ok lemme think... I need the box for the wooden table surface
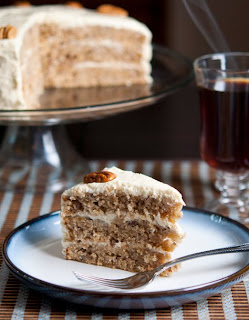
[0,160,248,319]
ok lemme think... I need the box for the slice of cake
[0,4,152,110]
[60,167,185,276]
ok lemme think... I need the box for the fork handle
[154,243,249,277]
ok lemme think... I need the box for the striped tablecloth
[0,160,249,319]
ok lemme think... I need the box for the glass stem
[215,170,249,206]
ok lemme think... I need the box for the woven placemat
[0,160,248,319]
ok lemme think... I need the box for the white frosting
[0,5,152,39]
[0,5,152,110]
[63,167,185,206]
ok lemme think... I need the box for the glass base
[204,197,249,224]
[0,125,90,193]
[204,170,249,224]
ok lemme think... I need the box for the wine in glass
[194,52,249,222]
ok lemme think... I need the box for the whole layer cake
[0,3,152,110]
[60,167,185,276]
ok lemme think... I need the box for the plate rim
[3,207,249,299]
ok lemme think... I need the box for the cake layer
[44,65,149,88]
[61,215,183,252]
[64,241,179,276]
[40,38,147,65]
[39,24,149,51]
[62,190,183,224]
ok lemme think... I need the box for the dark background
[1,0,249,160]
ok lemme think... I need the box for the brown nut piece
[65,1,83,8]
[83,171,117,183]
[13,1,31,6]
[0,25,17,39]
[97,4,128,16]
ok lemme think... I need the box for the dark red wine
[199,78,249,173]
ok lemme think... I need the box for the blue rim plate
[3,207,249,310]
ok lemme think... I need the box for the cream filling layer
[73,61,152,73]
[63,210,182,230]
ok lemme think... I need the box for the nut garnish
[0,25,17,39]
[97,4,128,16]
[83,171,117,183]
[65,1,83,8]
[13,1,31,6]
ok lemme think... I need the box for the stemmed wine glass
[194,52,249,223]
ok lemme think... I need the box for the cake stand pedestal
[0,125,87,192]
[0,45,193,192]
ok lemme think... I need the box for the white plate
[3,207,249,309]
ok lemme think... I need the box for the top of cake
[0,5,152,47]
[63,167,185,206]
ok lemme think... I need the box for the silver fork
[73,243,249,290]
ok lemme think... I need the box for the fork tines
[73,271,132,289]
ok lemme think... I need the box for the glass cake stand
[0,44,193,192]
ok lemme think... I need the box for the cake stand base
[0,125,89,192]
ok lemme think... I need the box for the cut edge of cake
[0,4,152,110]
[60,167,185,276]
